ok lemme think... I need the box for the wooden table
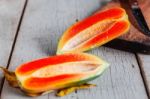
[0,0,149,99]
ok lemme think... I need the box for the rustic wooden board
[0,0,26,90]
[137,54,150,97]
[1,0,148,99]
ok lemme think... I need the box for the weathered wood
[0,0,26,90]
[1,0,148,99]
[137,54,150,97]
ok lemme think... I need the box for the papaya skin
[57,7,130,54]
[0,53,109,96]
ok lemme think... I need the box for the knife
[103,0,150,54]
[128,0,150,36]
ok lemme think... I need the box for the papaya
[57,7,130,54]
[0,7,131,97]
[0,53,109,96]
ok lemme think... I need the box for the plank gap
[135,53,150,99]
[0,0,28,96]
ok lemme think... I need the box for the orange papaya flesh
[69,20,130,52]
[13,53,109,94]
[57,7,130,54]
[16,53,101,76]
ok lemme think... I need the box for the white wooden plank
[0,0,26,89]
[1,0,148,99]
[137,54,150,97]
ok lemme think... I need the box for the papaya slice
[1,53,109,96]
[57,7,130,54]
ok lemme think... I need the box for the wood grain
[0,0,26,90]
[1,0,148,99]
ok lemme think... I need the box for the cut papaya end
[61,20,130,53]
[15,53,109,93]
[57,7,127,54]
[16,53,101,76]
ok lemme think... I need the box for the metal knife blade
[128,0,150,36]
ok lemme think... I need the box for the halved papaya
[57,7,130,54]
[0,7,130,97]
[1,53,109,96]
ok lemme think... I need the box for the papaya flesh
[1,53,109,96]
[57,7,130,54]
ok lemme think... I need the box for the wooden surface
[0,0,26,90]
[0,0,149,99]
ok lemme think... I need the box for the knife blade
[128,0,150,36]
